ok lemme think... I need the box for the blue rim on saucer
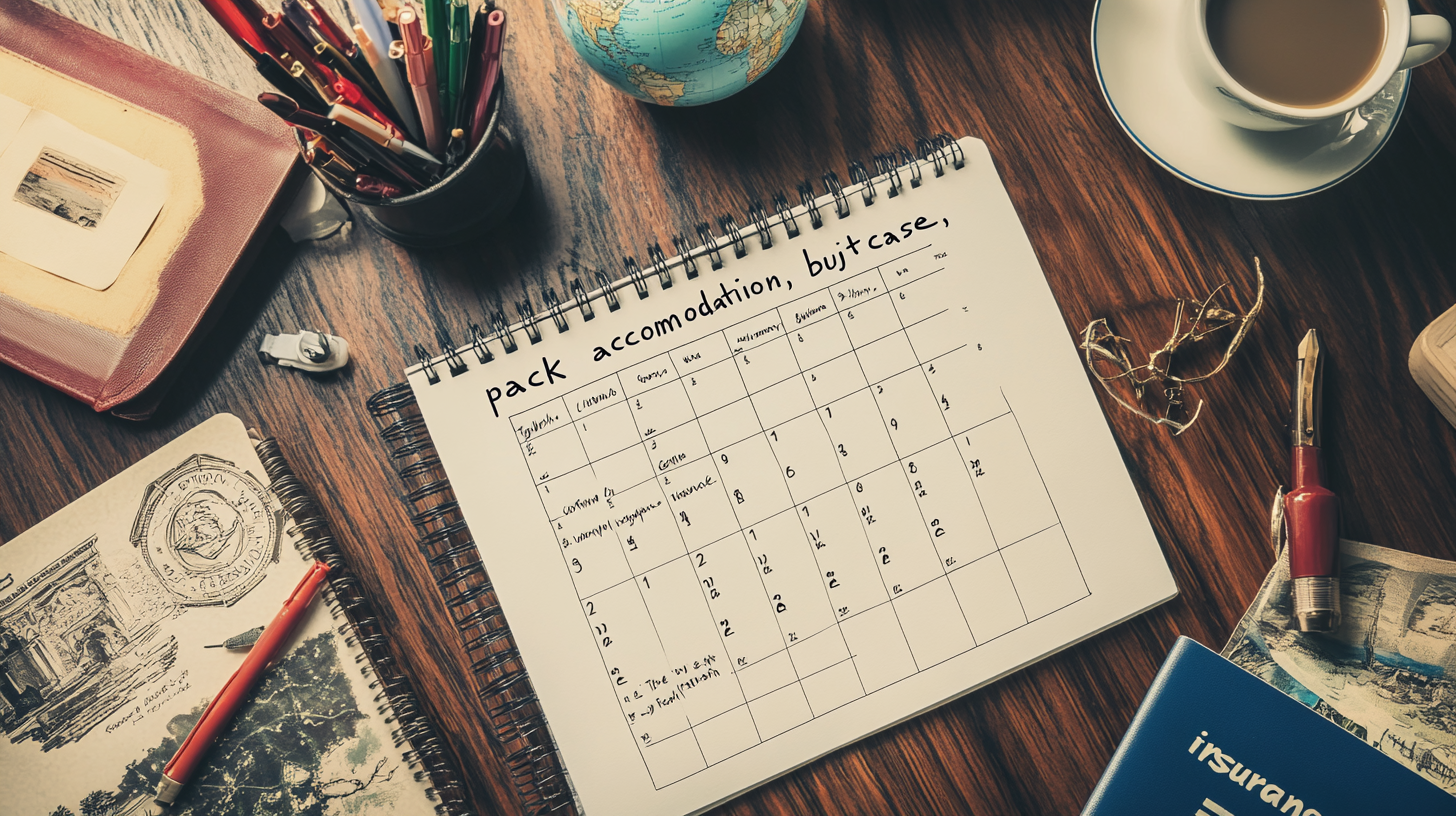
[1091,0,1410,200]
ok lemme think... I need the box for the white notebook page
[410,137,1176,816]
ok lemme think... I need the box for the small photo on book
[15,147,127,229]
[0,93,168,291]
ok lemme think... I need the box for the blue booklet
[1082,637,1450,815]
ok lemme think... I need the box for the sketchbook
[367,135,1178,816]
[0,415,467,815]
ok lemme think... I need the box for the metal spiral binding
[367,134,967,815]
[772,192,799,237]
[823,170,850,218]
[797,180,823,229]
[623,256,650,299]
[437,329,468,377]
[646,242,673,289]
[254,437,470,816]
[747,201,773,250]
[672,234,699,279]
[719,214,747,258]
[696,222,724,270]
[542,289,570,333]
[517,298,542,344]
[848,160,876,205]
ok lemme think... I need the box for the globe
[551,0,808,106]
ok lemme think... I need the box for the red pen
[356,173,406,197]
[1285,329,1339,632]
[331,73,406,139]
[396,6,446,155]
[153,561,332,805]
[195,0,274,54]
[465,8,506,149]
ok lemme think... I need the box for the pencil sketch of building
[0,536,176,751]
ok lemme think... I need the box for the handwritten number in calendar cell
[585,601,595,615]
[968,458,985,477]
[773,594,787,613]
[572,558,583,573]
[720,619,734,637]
[758,554,772,574]
[878,547,891,564]
[826,571,839,589]
[696,552,706,567]
[702,577,720,599]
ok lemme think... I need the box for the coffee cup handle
[1400,15,1452,70]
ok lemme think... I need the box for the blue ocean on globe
[551,0,808,106]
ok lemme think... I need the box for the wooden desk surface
[6,1,1456,813]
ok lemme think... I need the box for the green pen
[447,0,471,126]
[424,0,451,116]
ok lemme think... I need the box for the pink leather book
[0,1,302,419]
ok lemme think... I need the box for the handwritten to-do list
[409,138,1175,816]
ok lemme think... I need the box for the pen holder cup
[299,82,526,248]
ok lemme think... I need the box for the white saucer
[1091,0,1410,199]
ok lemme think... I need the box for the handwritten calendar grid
[511,245,1091,788]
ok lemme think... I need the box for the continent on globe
[717,0,805,83]
[552,0,808,106]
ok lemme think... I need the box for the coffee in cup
[1181,0,1451,131]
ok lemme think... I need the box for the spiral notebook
[0,415,467,816]
[367,135,1177,816]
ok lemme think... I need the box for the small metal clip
[258,330,349,372]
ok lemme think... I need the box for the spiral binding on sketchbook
[365,133,968,815]
[254,437,472,816]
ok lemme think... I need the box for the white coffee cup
[1181,0,1451,131]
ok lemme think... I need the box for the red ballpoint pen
[396,6,446,155]
[1285,329,1340,632]
[153,561,332,805]
[195,0,274,54]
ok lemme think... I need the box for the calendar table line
[514,306,956,453]
[529,344,973,494]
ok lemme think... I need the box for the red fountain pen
[1285,328,1340,632]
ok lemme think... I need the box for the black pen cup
[300,81,526,247]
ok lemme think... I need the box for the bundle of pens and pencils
[198,0,507,198]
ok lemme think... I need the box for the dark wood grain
[5,0,1456,814]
